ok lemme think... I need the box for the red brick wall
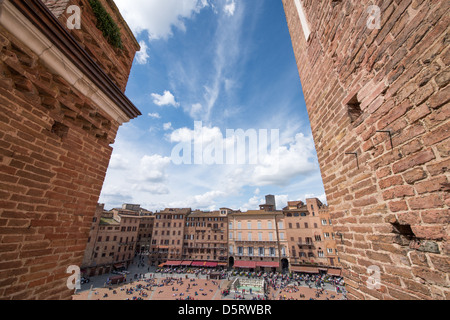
[0,24,121,299]
[53,0,140,92]
[0,0,141,298]
[282,0,449,300]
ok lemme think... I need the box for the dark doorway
[281,258,289,271]
[228,256,234,268]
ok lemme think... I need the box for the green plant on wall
[88,0,123,49]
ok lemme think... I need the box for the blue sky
[99,0,326,211]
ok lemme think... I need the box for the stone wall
[282,0,449,300]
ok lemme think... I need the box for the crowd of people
[75,271,346,301]
[155,266,228,279]
[75,256,347,300]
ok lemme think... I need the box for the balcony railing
[297,242,315,248]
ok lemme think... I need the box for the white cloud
[275,194,289,210]
[168,127,194,143]
[189,103,203,119]
[175,0,245,122]
[247,133,317,187]
[109,153,129,170]
[302,193,328,205]
[165,124,318,212]
[238,194,293,212]
[224,0,236,16]
[163,122,173,131]
[100,128,322,212]
[138,154,171,182]
[151,90,179,107]
[132,183,170,195]
[239,195,263,211]
[168,190,226,210]
[136,40,150,64]
[100,185,133,205]
[169,124,223,144]
[148,112,161,119]
[168,123,317,186]
[115,0,210,40]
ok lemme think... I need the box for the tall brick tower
[282,0,449,299]
[0,0,141,299]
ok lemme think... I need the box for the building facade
[228,197,290,272]
[284,198,340,275]
[81,204,151,277]
[149,208,191,266]
[0,0,140,299]
[85,197,340,276]
[182,210,229,266]
[283,0,449,299]
[136,212,154,255]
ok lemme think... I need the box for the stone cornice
[0,0,141,124]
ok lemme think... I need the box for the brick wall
[0,0,139,299]
[282,0,449,300]
[53,0,140,92]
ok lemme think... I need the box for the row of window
[97,226,138,232]
[285,212,308,217]
[100,226,119,231]
[186,217,225,221]
[154,214,184,220]
[93,243,135,261]
[290,248,337,257]
[229,220,332,230]
[230,232,285,241]
[91,235,135,243]
[120,226,137,232]
[97,218,332,235]
[184,248,225,253]
[95,244,134,252]
[231,246,287,257]
[152,239,182,245]
[184,243,226,249]
[185,222,223,228]
[154,222,183,228]
[286,219,332,229]
[289,233,335,242]
[155,215,226,221]
[92,232,334,245]
[230,221,281,230]
[184,234,225,241]
[154,230,182,236]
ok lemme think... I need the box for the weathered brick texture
[54,0,140,92]
[283,0,449,299]
[0,0,139,300]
